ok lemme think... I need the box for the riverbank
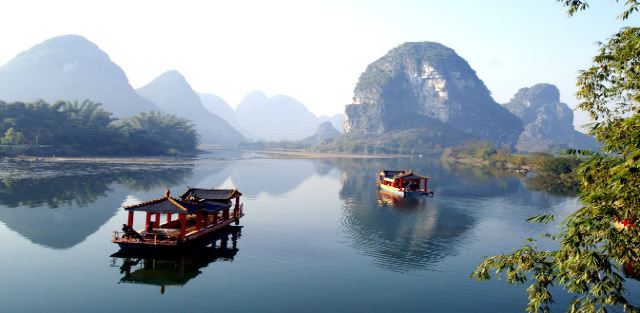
[4,155,196,165]
[440,142,582,194]
[2,148,406,164]
[250,148,406,159]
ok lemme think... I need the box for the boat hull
[114,215,243,251]
[378,184,432,197]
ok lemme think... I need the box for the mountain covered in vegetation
[318,114,345,133]
[137,70,244,146]
[337,42,523,153]
[0,35,158,116]
[235,90,319,141]
[300,121,341,145]
[502,83,599,152]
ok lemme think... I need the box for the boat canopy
[123,195,231,214]
[180,188,242,202]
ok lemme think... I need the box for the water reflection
[0,161,193,249]
[111,226,241,294]
[376,191,423,210]
[322,158,475,271]
[315,157,576,272]
[228,159,315,197]
[0,163,192,208]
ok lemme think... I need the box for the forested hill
[0,100,198,156]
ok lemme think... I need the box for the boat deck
[113,213,244,247]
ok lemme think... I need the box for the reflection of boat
[376,190,421,210]
[111,225,241,293]
[376,169,434,197]
[112,187,244,250]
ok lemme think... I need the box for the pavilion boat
[376,169,433,197]
[113,187,244,251]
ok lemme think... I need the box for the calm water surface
[0,155,637,312]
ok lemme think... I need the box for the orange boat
[112,187,244,250]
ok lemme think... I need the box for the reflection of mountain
[333,158,475,271]
[0,162,193,249]
[316,157,574,271]
[111,226,241,294]
[188,162,234,189]
[229,159,315,197]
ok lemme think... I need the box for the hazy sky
[0,0,636,127]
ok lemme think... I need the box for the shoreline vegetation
[441,141,583,194]
[0,100,198,157]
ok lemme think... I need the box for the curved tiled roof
[123,196,231,214]
[380,169,428,180]
[179,188,242,201]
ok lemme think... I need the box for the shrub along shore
[441,142,584,194]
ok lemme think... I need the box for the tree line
[0,99,199,156]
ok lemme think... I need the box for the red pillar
[167,213,172,223]
[234,196,240,218]
[155,213,161,227]
[212,212,218,224]
[223,208,229,220]
[195,212,202,231]
[423,178,428,192]
[179,214,186,240]
[145,212,152,230]
[127,211,134,227]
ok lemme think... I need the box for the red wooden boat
[113,187,244,250]
[376,169,434,197]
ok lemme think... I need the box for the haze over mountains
[198,91,347,141]
[0,34,332,146]
[136,70,245,146]
[0,34,598,152]
[198,93,242,132]
[0,35,158,116]
[235,90,319,141]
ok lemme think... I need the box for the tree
[1,128,26,145]
[118,111,199,155]
[473,3,640,312]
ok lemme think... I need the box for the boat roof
[123,196,231,214]
[379,169,428,180]
[180,188,242,201]
[396,172,428,180]
[380,170,405,177]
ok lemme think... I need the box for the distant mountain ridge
[0,34,158,116]
[503,83,599,152]
[235,90,319,141]
[198,92,242,131]
[137,70,245,146]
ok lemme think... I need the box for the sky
[0,0,636,128]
